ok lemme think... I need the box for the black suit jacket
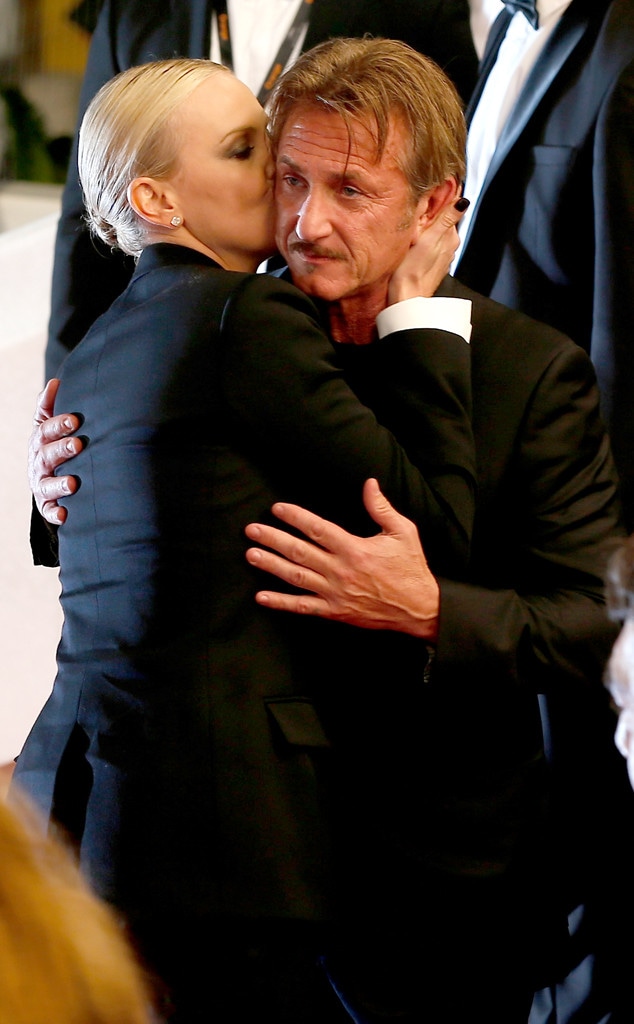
[328,274,632,1003]
[455,0,634,527]
[17,244,475,926]
[45,0,477,378]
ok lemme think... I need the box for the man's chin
[286,262,350,303]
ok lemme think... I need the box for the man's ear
[413,177,462,231]
[128,177,179,228]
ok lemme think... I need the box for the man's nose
[295,191,332,242]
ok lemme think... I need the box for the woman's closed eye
[231,145,255,160]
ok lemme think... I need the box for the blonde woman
[17,58,472,1021]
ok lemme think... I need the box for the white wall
[0,199,64,763]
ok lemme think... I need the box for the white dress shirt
[469,0,505,59]
[210,0,307,96]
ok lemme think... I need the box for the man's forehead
[276,102,407,173]
[278,103,379,154]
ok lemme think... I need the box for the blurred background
[0,0,98,196]
[0,2,101,763]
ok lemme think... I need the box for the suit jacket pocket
[522,144,577,279]
[265,696,331,749]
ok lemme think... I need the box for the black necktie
[504,0,539,30]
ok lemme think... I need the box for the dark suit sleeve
[435,342,623,694]
[342,323,477,569]
[220,275,475,577]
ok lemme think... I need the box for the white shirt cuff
[376,297,472,343]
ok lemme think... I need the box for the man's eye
[341,186,361,198]
[281,175,303,188]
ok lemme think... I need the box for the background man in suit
[454,5,634,1018]
[33,37,629,1022]
[454,0,634,531]
[45,0,478,379]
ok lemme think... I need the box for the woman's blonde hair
[78,58,231,257]
[0,790,156,1023]
[269,37,466,200]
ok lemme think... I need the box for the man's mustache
[287,241,346,261]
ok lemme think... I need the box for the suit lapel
[465,8,513,124]
[485,3,592,180]
[460,0,601,253]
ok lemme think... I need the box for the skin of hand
[387,184,468,305]
[29,378,83,525]
[245,478,440,641]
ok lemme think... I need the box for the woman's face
[166,73,276,271]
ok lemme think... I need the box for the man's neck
[326,288,387,346]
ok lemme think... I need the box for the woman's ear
[128,177,180,228]
[413,177,462,233]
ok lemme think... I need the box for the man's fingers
[255,590,331,618]
[247,504,350,555]
[362,479,415,536]
[245,536,329,593]
[247,547,327,594]
[245,521,322,562]
[271,501,353,552]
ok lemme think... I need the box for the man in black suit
[32,36,630,1023]
[453,5,634,1017]
[455,0,634,530]
[46,0,477,379]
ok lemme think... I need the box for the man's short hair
[607,535,634,622]
[269,36,467,199]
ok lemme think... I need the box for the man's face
[607,618,634,789]
[275,103,424,303]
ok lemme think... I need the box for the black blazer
[45,0,477,378]
[327,273,631,993]
[455,0,634,527]
[17,244,475,925]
